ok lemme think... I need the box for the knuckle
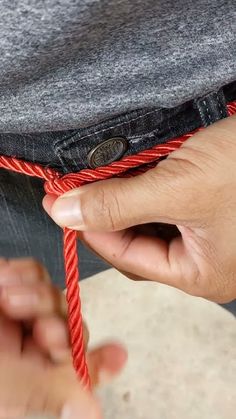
[201,250,232,301]
[107,192,123,230]
[98,187,115,230]
[180,234,227,300]
[184,259,230,302]
[83,184,123,231]
[23,258,51,283]
[146,156,204,222]
[162,146,215,196]
[0,258,50,284]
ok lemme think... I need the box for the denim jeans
[0,80,236,314]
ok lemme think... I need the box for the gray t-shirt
[0,0,235,133]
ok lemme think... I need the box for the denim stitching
[203,99,212,125]
[53,129,79,149]
[54,108,159,153]
[196,92,226,127]
[215,90,226,118]
[196,98,205,126]
[73,109,158,141]
[129,132,159,144]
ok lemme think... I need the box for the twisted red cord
[0,101,235,387]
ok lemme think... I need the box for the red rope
[0,101,236,387]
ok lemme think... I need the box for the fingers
[0,356,102,419]
[0,259,52,357]
[79,229,200,294]
[0,260,89,359]
[0,253,125,419]
[0,279,71,360]
[80,227,235,301]
[0,258,71,361]
[33,316,70,362]
[0,258,51,286]
[0,281,65,319]
[33,316,125,383]
[0,258,61,319]
[0,342,126,419]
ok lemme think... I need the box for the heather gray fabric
[0,0,235,133]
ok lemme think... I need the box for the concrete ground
[81,269,236,419]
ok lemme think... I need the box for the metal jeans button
[87,137,128,168]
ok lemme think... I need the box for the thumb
[48,163,189,232]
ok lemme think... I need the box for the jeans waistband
[0,80,235,174]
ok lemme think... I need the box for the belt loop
[195,88,228,127]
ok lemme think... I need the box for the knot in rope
[44,172,85,195]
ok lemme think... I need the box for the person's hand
[0,258,127,418]
[44,115,236,304]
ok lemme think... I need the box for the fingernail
[61,401,98,419]
[42,193,57,216]
[0,287,39,307]
[51,190,84,229]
